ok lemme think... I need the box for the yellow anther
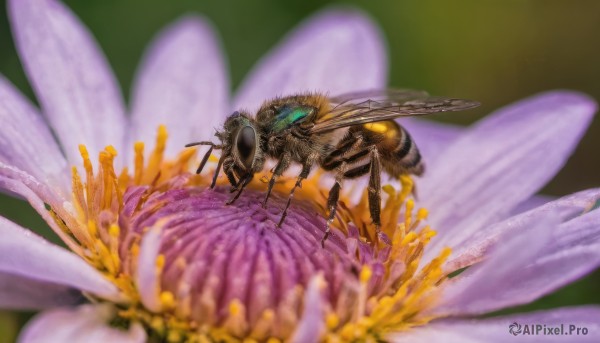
[134,141,145,184]
[424,229,437,239]
[208,154,219,162]
[404,260,419,279]
[404,199,415,227]
[422,247,452,277]
[359,266,372,283]
[326,313,340,329]
[425,269,443,283]
[160,291,175,309]
[417,208,428,220]
[109,224,120,238]
[378,295,394,308]
[105,145,117,157]
[156,254,165,269]
[401,231,418,245]
[339,324,356,340]
[150,316,164,331]
[399,174,414,198]
[130,243,140,257]
[172,147,198,175]
[382,184,395,196]
[71,167,83,193]
[261,309,274,321]
[166,330,181,342]
[78,144,90,163]
[157,124,168,142]
[266,338,281,343]
[439,247,452,261]
[405,198,414,213]
[87,220,97,237]
[229,299,243,316]
[144,125,168,184]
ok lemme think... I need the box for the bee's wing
[310,89,480,134]
[328,89,430,106]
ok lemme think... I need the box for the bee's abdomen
[362,121,424,177]
[393,126,424,175]
[321,120,424,177]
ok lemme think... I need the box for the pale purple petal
[401,118,464,164]
[290,276,326,343]
[234,8,387,112]
[439,188,600,270]
[542,204,600,255]
[435,207,600,316]
[421,91,596,253]
[0,216,122,301]
[129,15,229,158]
[511,194,555,216]
[135,226,162,312]
[0,75,68,193]
[8,0,126,166]
[0,162,78,248]
[390,306,600,342]
[0,271,82,310]
[0,162,72,233]
[19,304,146,343]
[433,215,556,316]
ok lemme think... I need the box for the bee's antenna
[185,141,214,148]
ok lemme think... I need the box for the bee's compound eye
[236,126,256,169]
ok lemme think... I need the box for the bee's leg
[329,148,384,246]
[210,154,225,189]
[263,153,292,208]
[224,165,238,189]
[186,142,221,175]
[276,159,314,227]
[367,148,386,244]
[226,174,253,205]
[321,179,342,248]
[195,145,213,174]
[223,159,241,192]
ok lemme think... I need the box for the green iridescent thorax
[271,105,313,132]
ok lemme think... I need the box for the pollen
[45,125,452,342]
[160,291,176,309]
[359,266,373,283]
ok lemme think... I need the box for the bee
[186,90,479,246]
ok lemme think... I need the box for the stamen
[134,142,145,185]
[78,145,95,218]
[355,266,373,321]
[405,198,414,228]
[401,231,418,246]
[144,125,168,184]
[223,299,248,337]
[108,224,121,272]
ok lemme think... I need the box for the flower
[0,0,599,342]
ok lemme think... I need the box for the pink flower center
[46,126,453,341]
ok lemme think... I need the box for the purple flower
[1,0,599,342]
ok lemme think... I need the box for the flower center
[47,125,451,342]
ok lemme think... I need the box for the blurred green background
[0,0,599,341]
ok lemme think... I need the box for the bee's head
[218,111,265,177]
